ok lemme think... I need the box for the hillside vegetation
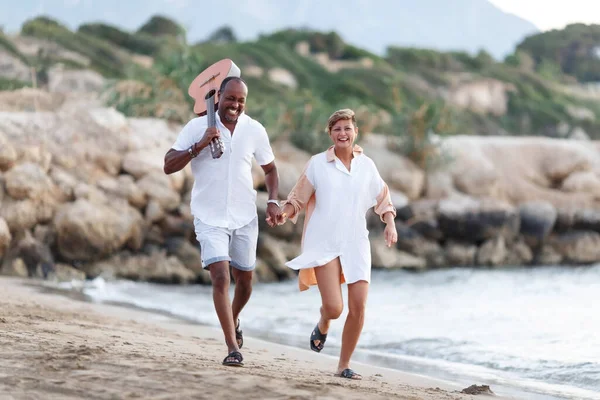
[516,23,600,83]
[1,16,599,160]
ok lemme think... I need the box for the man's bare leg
[231,268,253,326]
[208,261,239,361]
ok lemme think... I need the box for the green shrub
[137,15,185,41]
[21,16,129,77]
[0,77,30,90]
[78,23,162,55]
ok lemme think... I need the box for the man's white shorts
[193,216,258,271]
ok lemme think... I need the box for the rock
[396,198,438,222]
[145,200,165,224]
[476,236,507,266]
[438,136,600,209]
[33,224,56,247]
[256,234,295,280]
[550,231,600,264]
[158,214,194,239]
[73,182,110,204]
[96,175,147,210]
[254,258,278,282]
[54,199,145,262]
[555,208,600,233]
[11,35,90,67]
[0,88,66,112]
[447,77,516,116]
[0,133,17,171]
[87,107,129,133]
[125,117,180,152]
[569,127,590,141]
[518,201,557,247]
[47,263,86,282]
[1,258,28,278]
[461,384,495,395]
[438,196,519,244]
[571,209,600,232]
[395,222,443,261]
[48,67,106,93]
[359,134,425,200]
[136,172,181,212]
[534,244,563,265]
[410,219,444,242]
[0,49,31,82]
[268,68,297,89]
[0,198,38,233]
[425,170,458,199]
[371,237,426,270]
[49,166,78,201]
[4,162,57,201]
[164,237,210,284]
[15,145,53,172]
[444,240,477,266]
[390,189,409,210]
[561,170,600,194]
[122,147,170,179]
[504,239,534,266]
[0,218,11,260]
[83,250,196,284]
[275,160,304,200]
[16,231,54,278]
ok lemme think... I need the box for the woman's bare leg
[313,257,344,348]
[337,280,369,378]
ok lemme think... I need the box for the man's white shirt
[171,112,274,229]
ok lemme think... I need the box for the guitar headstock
[188,58,241,116]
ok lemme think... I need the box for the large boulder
[54,199,144,261]
[435,136,600,209]
[4,162,57,201]
[437,196,519,244]
[359,134,426,200]
[518,201,557,247]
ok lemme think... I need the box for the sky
[489,0,600,31]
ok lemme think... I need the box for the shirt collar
[326,144,363,162]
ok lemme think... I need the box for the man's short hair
[219,76,247,93]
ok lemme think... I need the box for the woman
[275,108,397,380]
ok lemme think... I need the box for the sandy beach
[0,276,501,400]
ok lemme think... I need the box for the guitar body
[187,58,241,159]
[188,58,241,116]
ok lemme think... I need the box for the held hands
[265,203,291,227]
[265,203,280,228]
[384,222,398,248]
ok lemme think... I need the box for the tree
[207,26,237,43]
[137,15,186,43]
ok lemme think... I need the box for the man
[163,76,280,367]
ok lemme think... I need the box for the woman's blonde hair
[326,108,357,133]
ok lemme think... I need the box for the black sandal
[337,368,362,380]
[235,319,243,349]
[310,323,327,352]
[222,351,244,367]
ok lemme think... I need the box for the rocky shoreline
[1,88,599,286]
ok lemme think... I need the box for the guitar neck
[205,89,217,127]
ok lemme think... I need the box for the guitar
[188,58,241,159]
